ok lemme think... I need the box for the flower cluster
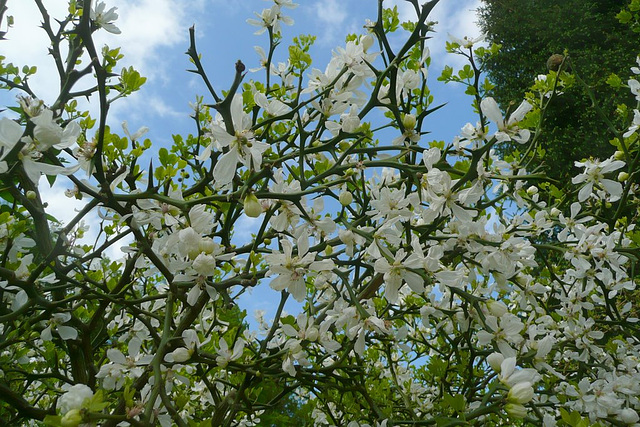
[1,1,640,426]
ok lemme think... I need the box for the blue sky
[1,0,484,325]
[2,0,483,143]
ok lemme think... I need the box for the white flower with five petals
[265,236,334,301]
[216,337,245,368]
[448,34,485,49]
[198,95,269,188]
[480,97,532,144]
[0,116,80,184]
[572,157,625,202]
[374,247,424,304]
[91,2,121,34]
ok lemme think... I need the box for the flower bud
[339,191,353,206]
[486,300,508,317]
[58,384,93,415]
[550,207,561,217]
[361,34,374,52]
[526,186,538,196]
[179,227,202,260]
[199,238,215,255]
[614,150,625,160]
[243,194,263,218]
[61,409,83,427]
[26,190,37,200]
[487,352,504,372]
[289,340,302,354]
[305,326,319,342]
[618,171,629,182]
[338,142,351,152]
[507,382,534,404]
[505,403,528,418]
[192,253,217,276]
[619,408,640,424]
[167,347,191,363]
[341,112,360,133]
[402,114,417,130]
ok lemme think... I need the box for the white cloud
[0,0,232,264]
[232,214,263,247]
[108,91,186,129]
[39,180,89,228]
[388,0,483,69]
[314,0,347,26]
[388,0,416,23]
[105,0,190,78]
[429,0,483,40]
[147,95,185,118]
[0,1,69,104]
[309,0,354,46]
[0,1,206,108]
[426,0,484,68]
[38,178,131,262]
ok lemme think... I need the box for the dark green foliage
[256,384,314,426]
[478,0,638,182]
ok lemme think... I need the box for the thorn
[146,158,154,192]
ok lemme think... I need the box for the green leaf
[458,64,474,80]
[288,35,316,72]
[629,230,640,246]
[280,314,296,327]
[443,393,466,413]
[289,45,311,71]
[88,390,110,412]
[605,73,622,88]
[113,134,128,150]
[549,184,563,199]
[481,78,495,92]
[560,408,588,426]
[43,415,63,426]
[438,66,454,82]
[617,9,633,24]
[445,40,460,52]
[0,188,15,204]
[158,147,170,167]
[118,66,147,95]
[401,21,417,32]
[382,6,400,32]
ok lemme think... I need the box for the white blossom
[91,1,121,34]
[58,384,93,414]
[481,97,532,144]
[572,157,625,202]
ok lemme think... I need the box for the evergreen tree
[478,0,638,182]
